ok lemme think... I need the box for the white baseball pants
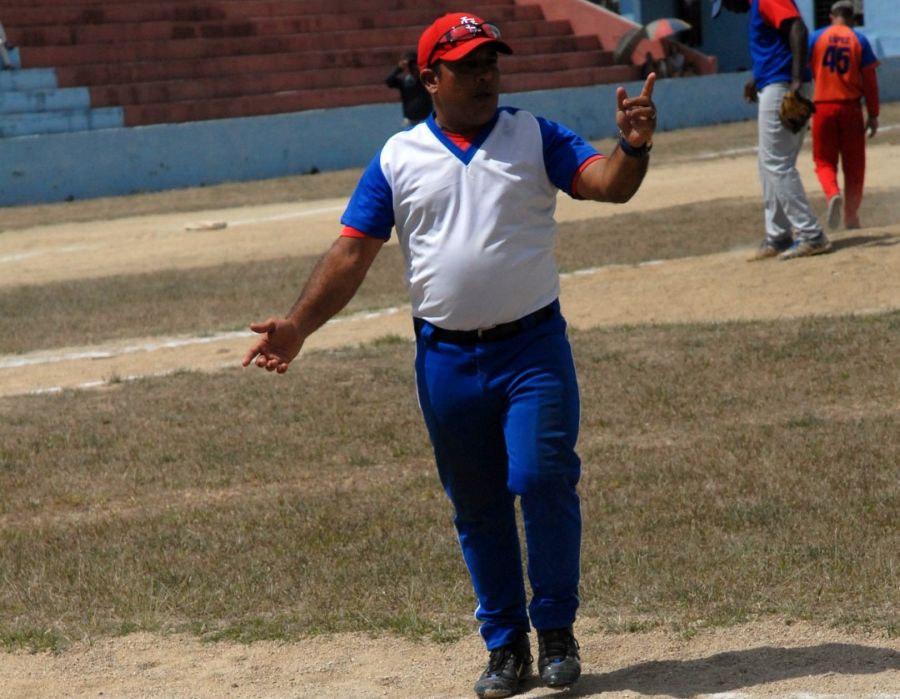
[757,82,823,243]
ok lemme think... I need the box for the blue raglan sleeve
[536,116,602,197]
[340,151,395,240]
[807,28,820,55]
[856,31,878,68]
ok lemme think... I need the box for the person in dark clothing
[0,22,16,70]
[385,50,433,126]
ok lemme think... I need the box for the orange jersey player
[808,0,880,229]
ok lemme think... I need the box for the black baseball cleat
[537,626,581,687]
[474,633,532,698]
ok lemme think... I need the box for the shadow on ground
[550,643,900,697]
[830,231,900,253]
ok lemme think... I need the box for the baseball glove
[779,90,815,133]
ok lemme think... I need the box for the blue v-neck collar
[426,110,500,165]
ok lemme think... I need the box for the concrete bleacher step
[0,67,124,137]
[9,5,544,45]
[1,0,519,13]
[47,33,603,90]
[15,17,569,47]
[0,67,57,92]
[90,51,621,106]
[503,65,642,93]
[0,106,122,137]
[18,17,582,68]
[120,60,641,127]
[85,49,619,108]
[122,85,397,126]
[58,47,409,86]
[2,4,225,30]
[0,84,91,114]
[58,46,612,90]
[3,0,528,33]
[508,50,617,72]
[2,0,646,130]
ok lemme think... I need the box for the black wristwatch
[618,133,652,158]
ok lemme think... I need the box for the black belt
[414,303,555,344]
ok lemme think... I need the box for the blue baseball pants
[414,301,582,650]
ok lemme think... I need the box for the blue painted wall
[698,0,813,71]
[700,0,900,72]
[863,0,900,58]
[700,0,752,72]
[625,0,678,24]
[1,56,898,208]
[696,0,897,71]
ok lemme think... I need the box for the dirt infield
[2,110,900,697]
[4,621,900,699]
[1,124,898,398]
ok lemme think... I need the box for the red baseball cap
[417,12,512,72]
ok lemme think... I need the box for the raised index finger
[640,73,656,99]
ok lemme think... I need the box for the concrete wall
[698,0,752,72]
[694,0,898,72]
[0,105,403,206]
[863,0,900,58]
[2,56,898,208]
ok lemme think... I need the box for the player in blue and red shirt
[714,0,830,260]
[808,0,880,229]
[244,11,658,699]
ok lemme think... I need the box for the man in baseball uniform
[243,12,657,698]
[714,0,831,260]
[808,0,880,230]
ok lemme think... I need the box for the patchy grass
[1,312,897,651]
[2,110,898,651]
[3,189,898,355]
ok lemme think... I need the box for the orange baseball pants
[812,100,867,227]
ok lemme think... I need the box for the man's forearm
[287,236,382,339]
[579,147,649,203]
[605,147,650,202]
[788,19,809,85]
[862,65,880,117]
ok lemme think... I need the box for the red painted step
[122,86,397,126]
[11,12,565,48]
[1,0,516,10]
[57,44,611,89]
[8,0,652,128]
[22,29,597,69]
[121,61,641,127]
[3,0,523,29]
[86,49,619,107]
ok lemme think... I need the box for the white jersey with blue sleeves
[341,107,600,330]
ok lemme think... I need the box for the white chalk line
[3,259,672,395]
[1,307,404,373]
[226,204,345,227]
[29,369,205,396]
[567,259,666,277]
[6,124,898,262]
[6,121,899,393]
[0,261,684,375]
[668,122,897,162]
[694,145,759,160]
[0,331,252,370]
[0,254,750,393]
[0,243,99,265]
